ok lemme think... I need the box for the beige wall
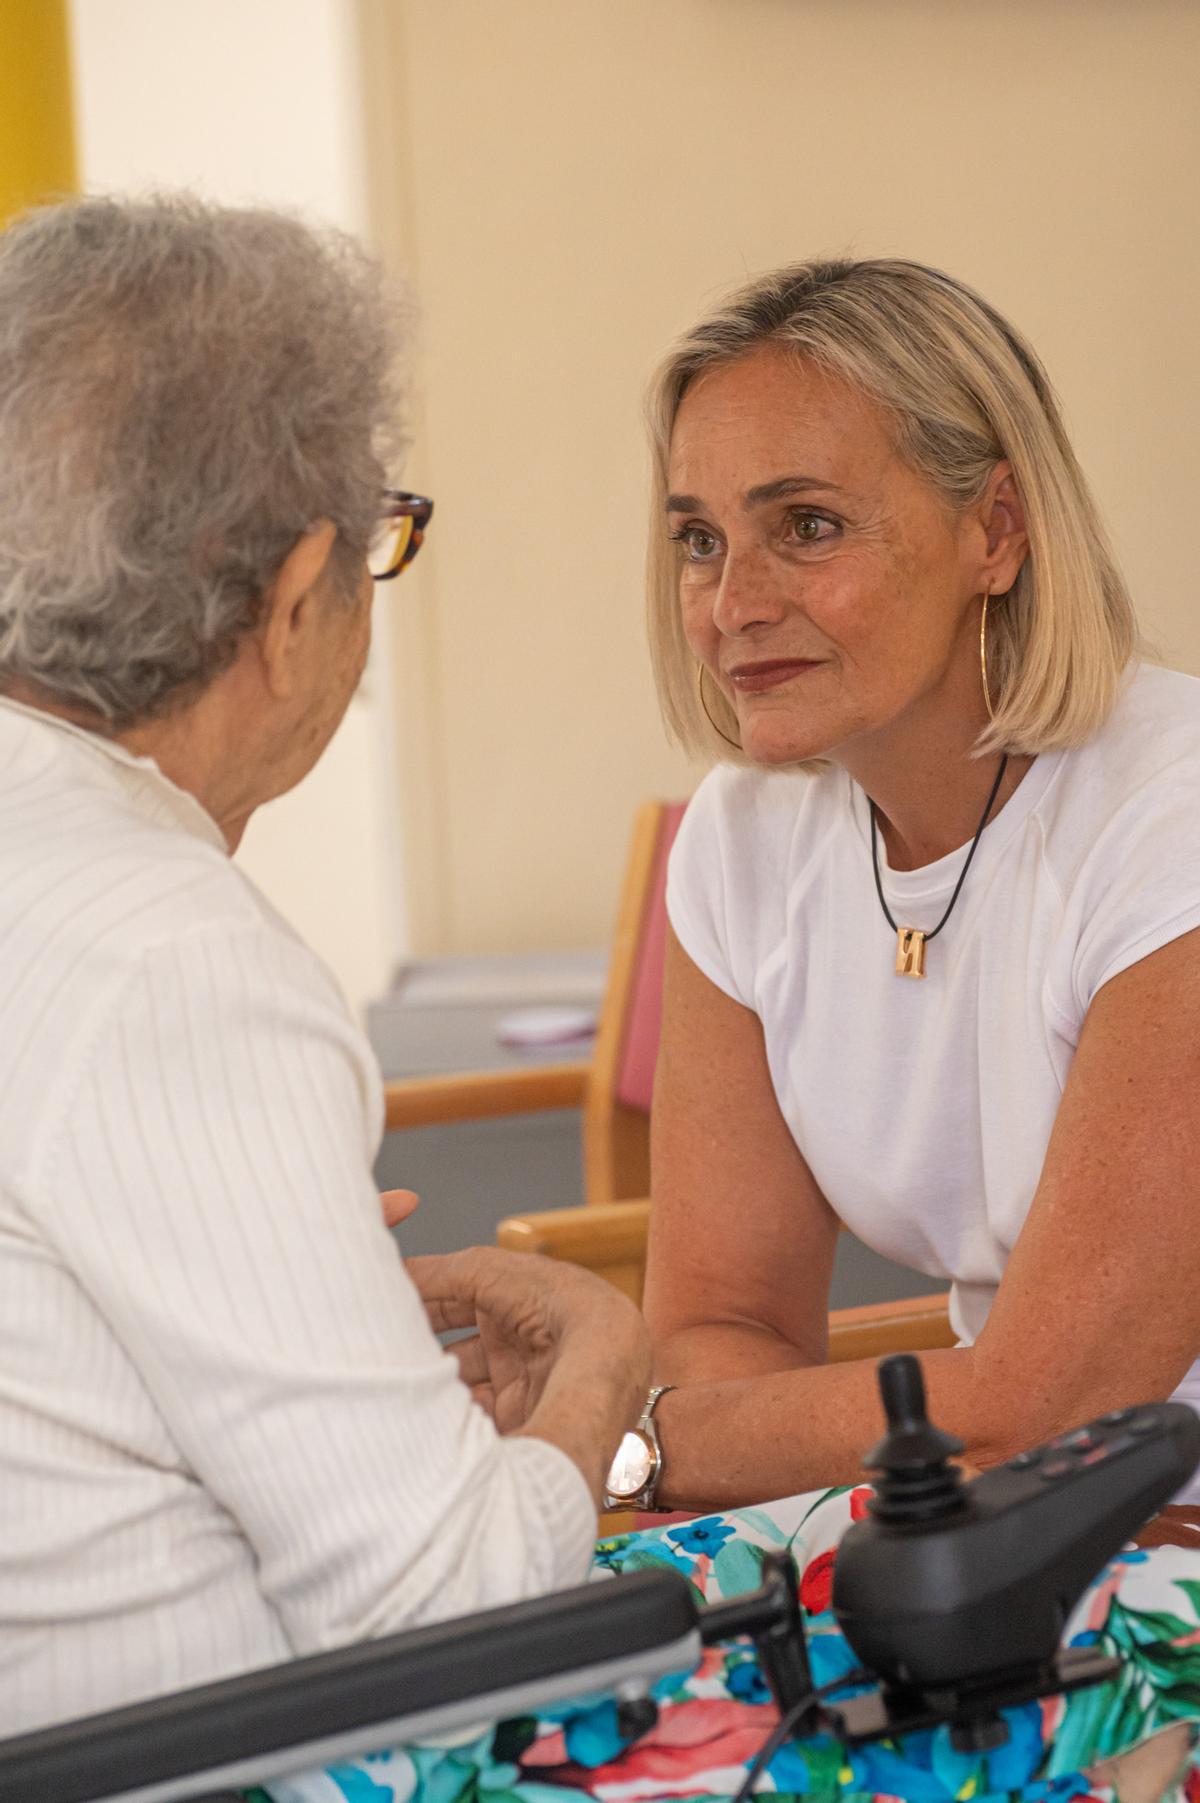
[70,0,409,1016]
[364,0,1200,957]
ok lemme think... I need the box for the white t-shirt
[0,698,595,1735]
[668,663,1200,1452]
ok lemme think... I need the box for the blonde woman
[621,261,1200,1517]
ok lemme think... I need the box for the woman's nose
[710,548,790,636]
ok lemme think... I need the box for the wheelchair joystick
[862,1354,967,1525]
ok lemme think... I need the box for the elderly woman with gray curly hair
[0,195,649,1736]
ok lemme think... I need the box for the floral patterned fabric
[250,1488,1200,1803]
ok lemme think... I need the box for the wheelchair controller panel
[825,1356,1200,1743]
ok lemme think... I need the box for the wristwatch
[603,1385,677,1510]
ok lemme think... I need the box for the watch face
[606,1430,654,1499]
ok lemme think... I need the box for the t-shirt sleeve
[665,768,755,1007]
[1059,762,1200,1022]
[33,923,596,1651]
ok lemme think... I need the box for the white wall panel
[67,0,408,1013]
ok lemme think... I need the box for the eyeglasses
[369,490,434,581]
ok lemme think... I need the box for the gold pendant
[895,927,927,979]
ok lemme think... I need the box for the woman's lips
[727,659,822,694]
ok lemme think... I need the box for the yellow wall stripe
[0,0,76,226]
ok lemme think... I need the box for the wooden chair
[380,800,682,1205]
[382,800,953,1363]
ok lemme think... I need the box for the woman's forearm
[649,1344,1032,1512]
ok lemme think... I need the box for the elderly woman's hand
[407,1247,650,1503]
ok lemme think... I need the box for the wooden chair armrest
[497,1199,651,1302]
[496,1201,954,1360]
[826,1291,955,1363]
[383,1062,589,1132]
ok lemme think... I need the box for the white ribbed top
[0,699,595,1735]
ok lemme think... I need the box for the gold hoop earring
[979,592,995,721]
[696,663,741,749]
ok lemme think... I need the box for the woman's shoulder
[1064,662,1200,799]
[1109,661,1200,737]
[1040,664,1200,1014]
[1037,661,1200,893]
[667,764,843,1001]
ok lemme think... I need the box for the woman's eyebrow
[743,475,847,507]
[665,475,846,514]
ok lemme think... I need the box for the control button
[1008,1450,1039,1470]
[1040,1457,1074,1479]
[1101,1409,1133,1426]
[1128,1415,1160,1436]
[1058,1429,1096,1451]
[1080,1445,1110,1466]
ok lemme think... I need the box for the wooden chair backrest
[582,801,686,1206]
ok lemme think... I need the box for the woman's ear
[258,521,339,700]
[976,461,1029,595]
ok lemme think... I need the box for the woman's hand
[407,1247,651,1501]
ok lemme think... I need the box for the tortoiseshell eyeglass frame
[371,490,434,581]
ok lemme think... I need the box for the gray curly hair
[0,194,407,726]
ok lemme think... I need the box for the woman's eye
[786,509,838,545]
[670,525,722,562]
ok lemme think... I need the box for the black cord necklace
[870,755,1008,980]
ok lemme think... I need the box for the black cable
[728,1667,873,1803]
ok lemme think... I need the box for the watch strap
[638,1384,677,1432]
[605,1384,678,1511]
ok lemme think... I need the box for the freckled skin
[669,345,990,782]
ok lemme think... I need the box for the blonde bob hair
[647,258,1137,766]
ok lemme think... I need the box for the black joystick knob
[863,1354,968,1524]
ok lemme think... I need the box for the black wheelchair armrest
[0,1570,699,1803]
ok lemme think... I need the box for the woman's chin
[739,717,831,768]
